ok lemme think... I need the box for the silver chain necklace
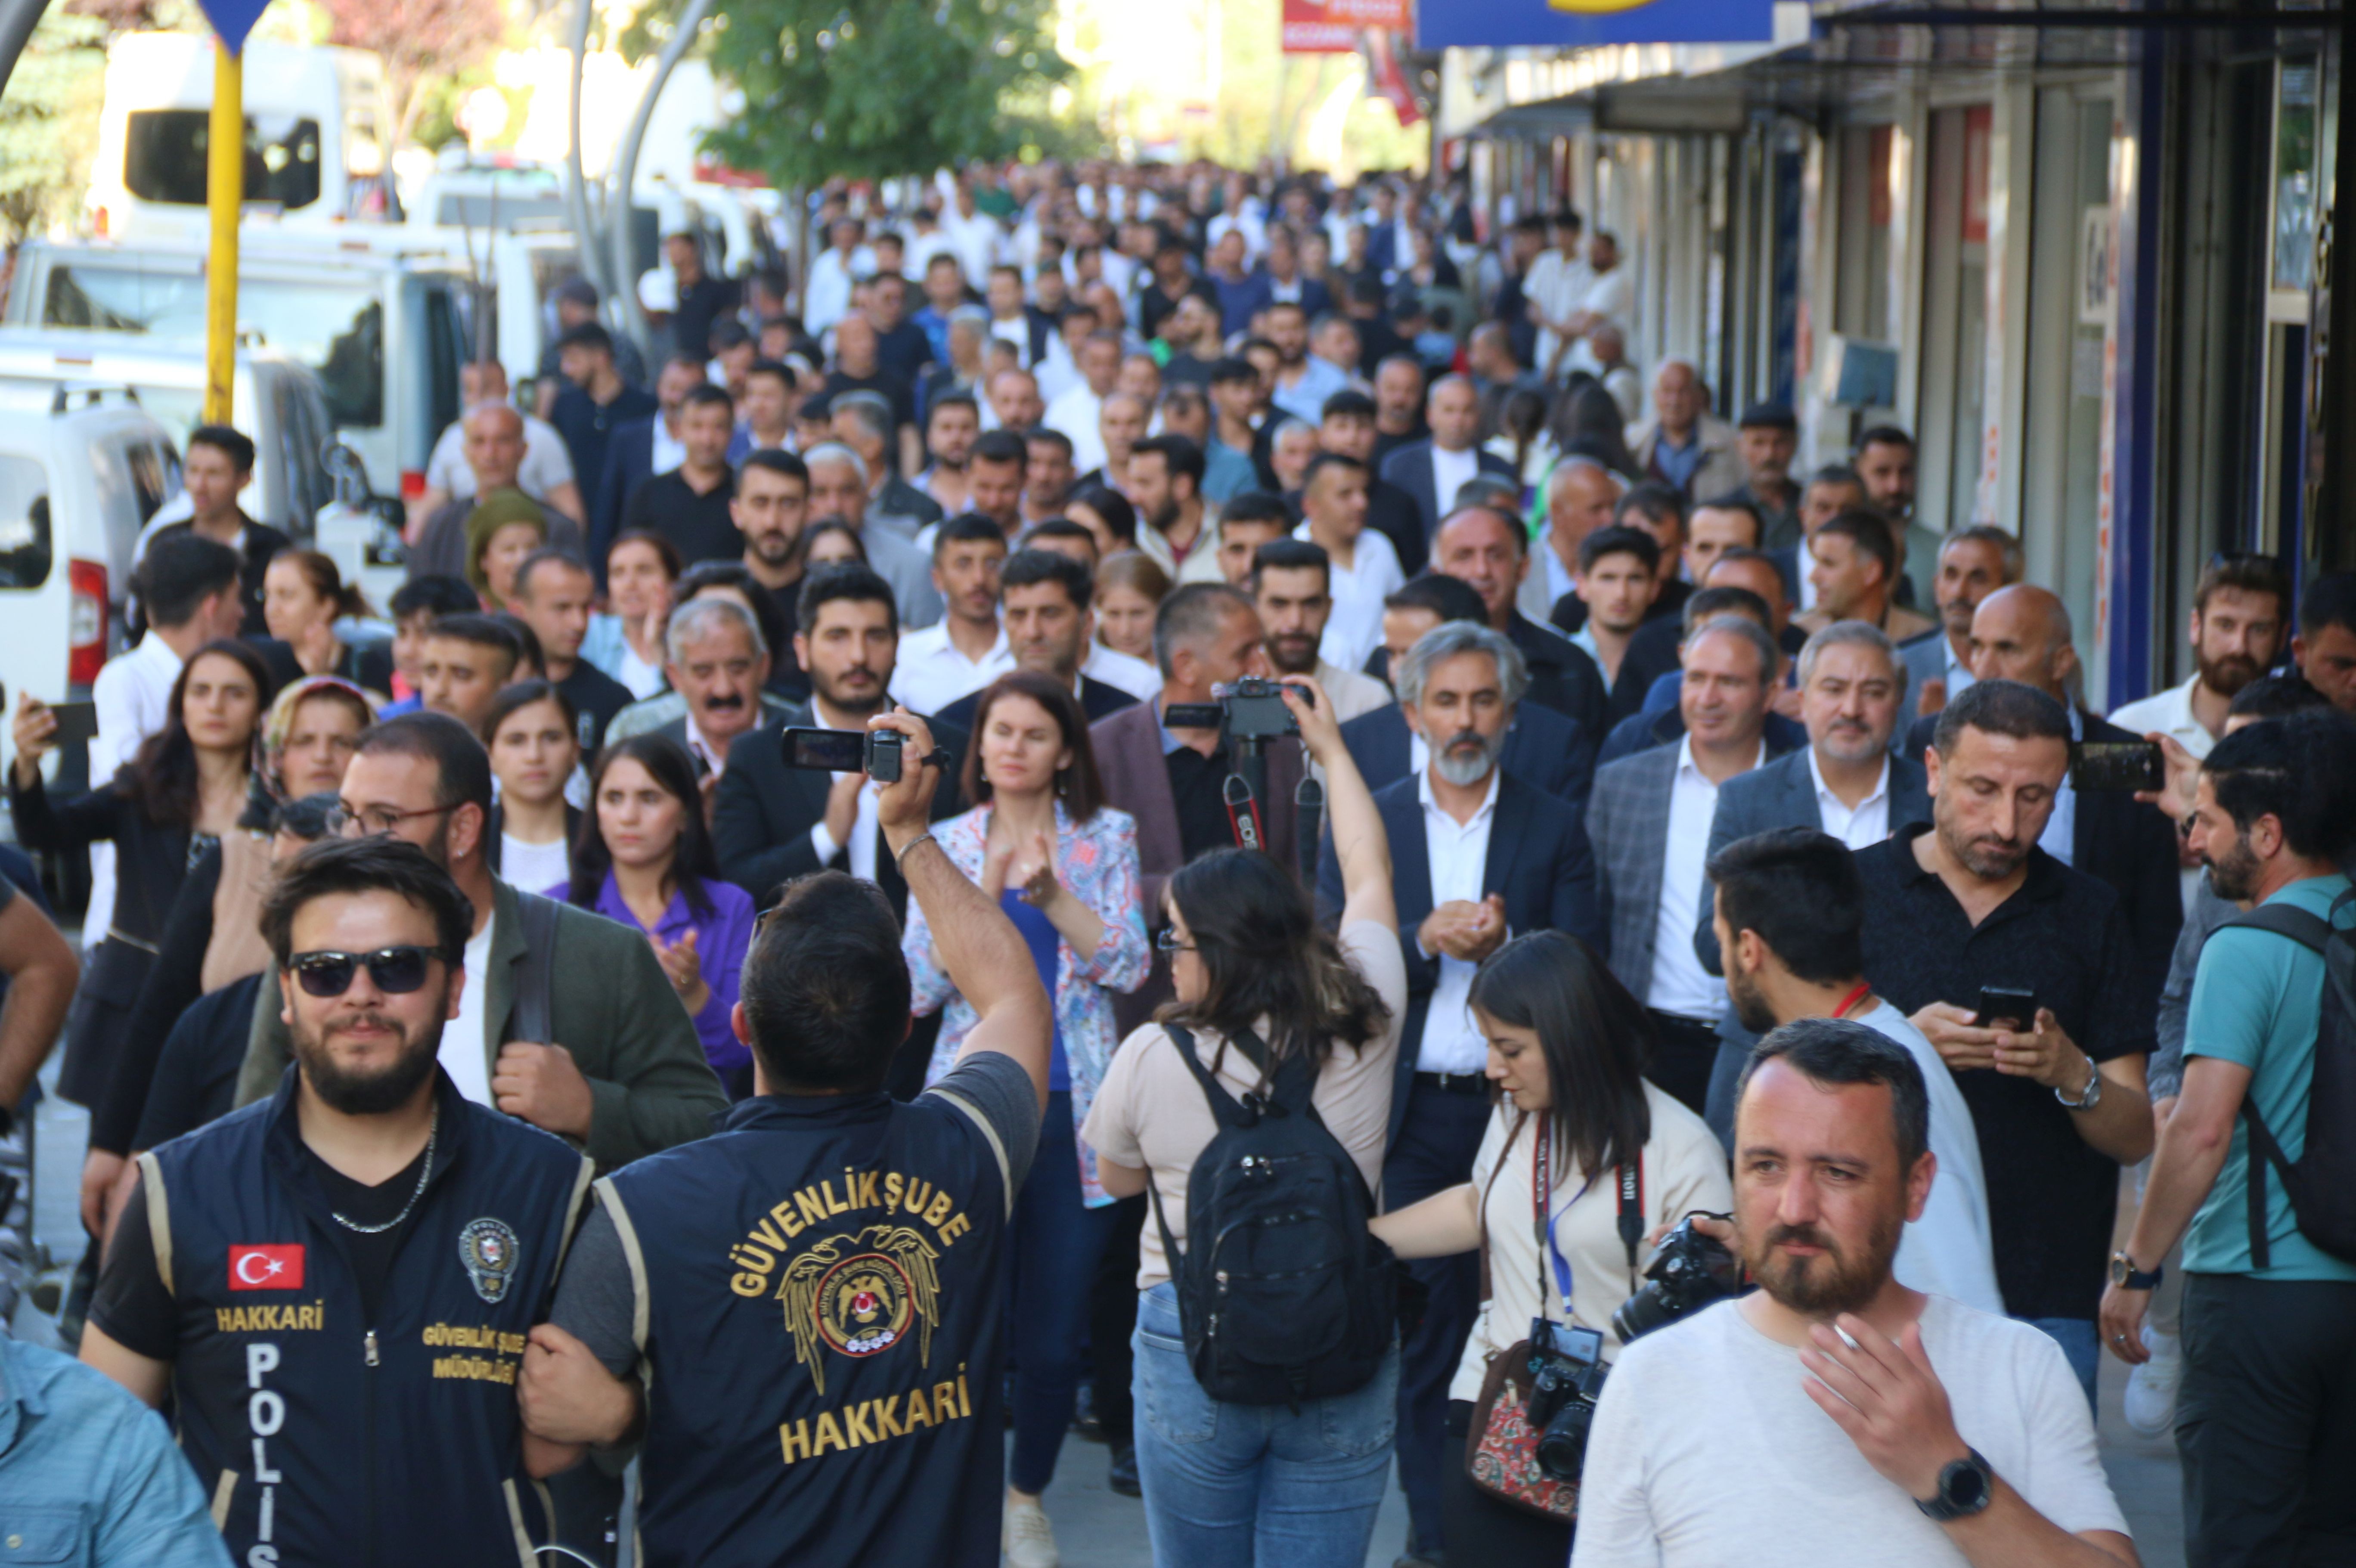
[329,1110,438,1235]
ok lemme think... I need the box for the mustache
[1444,728,1488,753]
[1765,1223,1841,1255]
[704,692,746,710]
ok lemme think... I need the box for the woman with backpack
[1084,672,1405,1568]
[1369,930,1732,1561]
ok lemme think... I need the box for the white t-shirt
[443,920,498,1109]
[1852,1001,2006,1315]
[615,644,666,700]
[1571,1295,2128,1568]
[501,834,571,899]
[425,412,577,502]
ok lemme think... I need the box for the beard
[1432,728,1501,787]
[2204,827,2263,902]
[1936,808,2031,881]
[2196,648,2263,700]
[1269,633,1320,676]
[749,530,797,567]
[293,994,446,1116]
[1727,963,1779,1035]
[1815,722,1884,766]
[1741,1205,1901,1318]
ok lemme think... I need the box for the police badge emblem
[459,1218,521,1303]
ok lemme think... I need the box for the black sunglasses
[288,946,446,998]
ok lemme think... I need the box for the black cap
[1738,400,1797,432]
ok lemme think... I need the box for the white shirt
[1084,642,1163,703]
[500,834,571,898]
[1045,384,1107,475]
[615,643,666,700]
[1646,736,1760,1019]
[684,713,752,781]
[1942,635,1977,702]
[443,920,498,1108]
[803,247,871,336]
[1851,1001,2006,1313]
[808,779,882,882]
[1427,444,1479,519]
[1525,249,1596,369]
[887,620,1013,717]
[1297,522,1404,676]
[425,412,578,502]
[648,416,687,478]
[1808,749,1892,849]
[1413,768,1501,1075]
[84,632,186,947]
[2037,705,2082,865]
[1570,1295,2127,1568]
[2109,672,2213,911]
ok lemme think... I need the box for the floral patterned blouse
[902,799,1150,1205]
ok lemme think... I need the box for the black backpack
[2219,887,2356,1266]
[1146,1023,1397,1406]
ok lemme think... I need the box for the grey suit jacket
[1896,630,1957,741]
[1584,744,1680,1001]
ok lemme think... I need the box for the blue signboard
[1418,0,1777,53]
[195,0,273,52]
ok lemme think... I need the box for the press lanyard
[1531,1123,1644,1319]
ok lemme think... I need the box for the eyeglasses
[327,801,457,838]
[288,946,447,998]
[1154,929,1197,954]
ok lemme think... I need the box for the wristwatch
[2110,1251,2164,1291]
[1915,1448,1995,1522]
[2054,1053,2102,1111]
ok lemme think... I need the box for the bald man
[1628,360,1742,499]
[1379,373,1516,542]
[407,404,586,583]
[418,361,583,525]
[1522,457,1626,625]
[1900,584,2182,1005]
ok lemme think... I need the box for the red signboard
[1283,0,1409,53]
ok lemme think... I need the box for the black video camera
[1609,1213,1742,1344]
[782,725,904,784]
[1522,1319,1609,1482]
[1160,675,1306,740]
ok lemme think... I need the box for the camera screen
[2069,740,2163,793]
[785,728,867,773]
[1561,1324,1603,1363]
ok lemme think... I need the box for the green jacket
[236,877,727,1170]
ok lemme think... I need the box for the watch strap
[1915,1447,1994,1522]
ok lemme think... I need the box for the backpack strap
[2216,900,2334,1273]
[510,891,562,1045]
[1162,1022,1256,1131]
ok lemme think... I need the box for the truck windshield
[0,455,53,590]
[41,264,382,430]
[124,110,323,211]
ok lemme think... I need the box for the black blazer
[1339,700,1597,818]
[1509,612,1610,742]
[1901,707,2182,1004]
[592,417,660,574]
[710,704,970,918]
[1377,441,1517,542]
[1316,769,1606,1149]
[934,674,1136,736]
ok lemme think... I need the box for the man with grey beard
[1315,618,1603,1565]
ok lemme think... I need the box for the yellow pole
[203,36,242,426]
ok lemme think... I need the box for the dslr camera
[1522,1320,1609,1482]
[782,724,905,784]
[1609,1214,1742,1344]
[1160,675,1306,740]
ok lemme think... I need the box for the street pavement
[21,1068,2186,1567]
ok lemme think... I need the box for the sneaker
[2123,1324,2182,1438]
[1107,1441,1141,1497]
[1003,1496,1060,1568]
[1071,1382,1105,1442]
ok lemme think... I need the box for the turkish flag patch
[228,1244,305,1292]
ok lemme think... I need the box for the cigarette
[1835,1326,1861,1351]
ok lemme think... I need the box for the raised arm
[1282,676,1394,934]
[0,887,78,1117]
[873,712,1054,1110]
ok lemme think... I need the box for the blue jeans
[1132,1281,1399,1568]
[2019,1315,2099,1408]
[1008,1091,1119,1495]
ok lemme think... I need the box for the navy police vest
[143,1067,592,1568]
[601,1087,1014,1568]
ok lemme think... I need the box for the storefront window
[2273,59,2318,292]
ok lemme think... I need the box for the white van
[0,328,334,539]
[0,397,180,760]
[5,236,468,504]
[86,34,390,240]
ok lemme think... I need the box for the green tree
[0,9,107,244]
[699,0,1074,186]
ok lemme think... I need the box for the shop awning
[1466,93,1594,140]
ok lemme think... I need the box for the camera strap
[1293,775,1324,882]
[1533,1130,1643,1320]
[1221,773,1265,852]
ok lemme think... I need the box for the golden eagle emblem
[775,1226,943,1394]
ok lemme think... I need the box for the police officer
[518,710,1051,1567]
[81,838,594,1568]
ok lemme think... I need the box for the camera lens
[1534,1396,1594,1481]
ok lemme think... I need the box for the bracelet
[892,831,935,869]
[2055,1053,2103,1110]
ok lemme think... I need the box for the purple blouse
[567,871,757,1079]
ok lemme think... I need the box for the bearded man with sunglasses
[232,711,726,1168]
[81,837,596,1567]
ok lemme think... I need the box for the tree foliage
[0,9,107,243]
[700,0,1073,188]
[319,0,510,147]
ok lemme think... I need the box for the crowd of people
[3,156,2356,1568]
